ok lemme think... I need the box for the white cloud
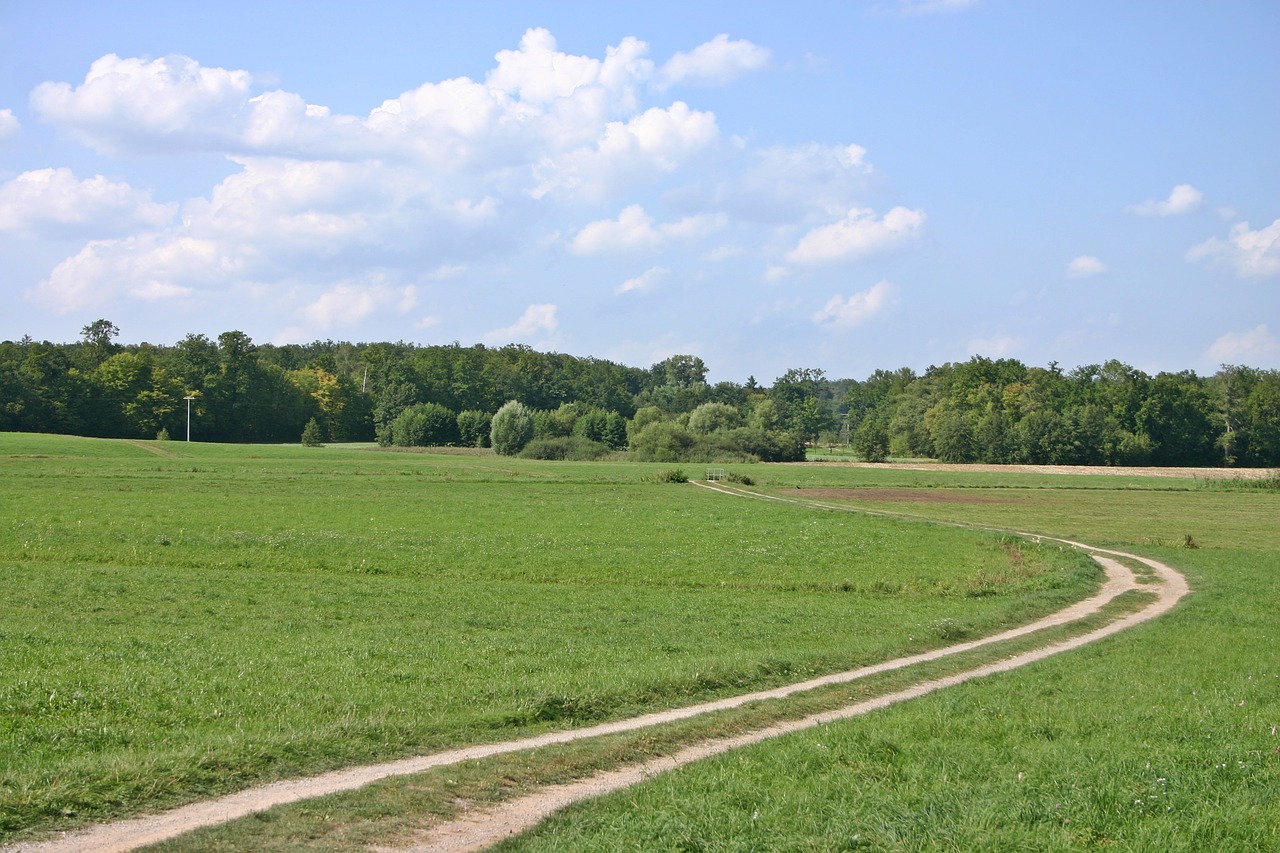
[616,266,669,294]
[425,264,467,281]
[1188,218,1280,279]
[531,100,719,199]
[1127,183,1204,217]
[570,205,722,254]
[813,280,895,327]
[787,206,925,265]
[688,142,876,224]
[657,35,771,88]
[29,233,236,313]
[0,108,18,140]
[483,304,559,344]
[301,281,416,331]
[0,168,174,235]
[31,53,252,153]
[1067,255,1108,278]
[764,264,790,283]
[1207,325,1280,363]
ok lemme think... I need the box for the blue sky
[1,1,1277,383]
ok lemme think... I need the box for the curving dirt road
[2,482,1189,853]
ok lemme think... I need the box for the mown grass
[499,466,1280,851]
[0,435,1099,843]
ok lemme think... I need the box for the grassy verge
[0,435,1097,843]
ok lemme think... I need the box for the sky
[1,1,1277,383]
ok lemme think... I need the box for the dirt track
[805,459,1276,479]
[2,482,1191,853]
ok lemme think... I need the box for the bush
[653,468,688,483]
[491,400,535,456]
[519,436,612,461]
[629,420,804,463]
[574,409,627,449]
[391,402,459,447]
[301,417,324,447]
[457,410,492,447]
[687,401,743,434]
[629,421,701,462]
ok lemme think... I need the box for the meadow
[491,464,1280,851]
[0,434,1100,845]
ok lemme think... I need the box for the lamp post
[184,395,195,442]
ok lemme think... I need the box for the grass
[0,434,1099,843]
[493,466,1280,851]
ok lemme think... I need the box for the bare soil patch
[799,487,1019,504]
[806,461,1275,479]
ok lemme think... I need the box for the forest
[2,320,1278,467]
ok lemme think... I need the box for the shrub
[491,400,535,456]
[629,421,700,462]
[574,409,627,449]
[520,436,612,461]
[301,417,324,447]
[629,421,804,463]
[687,401,743,434]
[457,410,492,447]
[391,402,459,447]
[653,468,688,483]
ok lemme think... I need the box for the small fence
[705,468,725,481]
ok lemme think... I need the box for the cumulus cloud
[1127,183,1203,217]
[787,206,925,265]
[0,168,174,235]
[483,304,559,344]
[31,53,252,153]
[813,280,895,327]
[531,100,719,199]
[300,280,417,331]
[29,31,713,180]
[15,30,939,347]
[1067,255,1108,278]
[570,205,722,254]
[30,233,235,313]
[657,34,771,88]
[616,266,669,294]
[1207,325,1280,363]
[1187,218,1280,279]
[0,108,18,140]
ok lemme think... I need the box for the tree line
[2,321,1277,467]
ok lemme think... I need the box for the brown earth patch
[803,461,1276,480]
[799,487,1020,504]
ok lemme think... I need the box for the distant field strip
[3,483,1189,853]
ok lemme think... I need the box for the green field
[0,434,1102,845]
[496,466,1280,851]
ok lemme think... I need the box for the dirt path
[2,484,1190,853]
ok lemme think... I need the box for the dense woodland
[3,320,1279,467]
